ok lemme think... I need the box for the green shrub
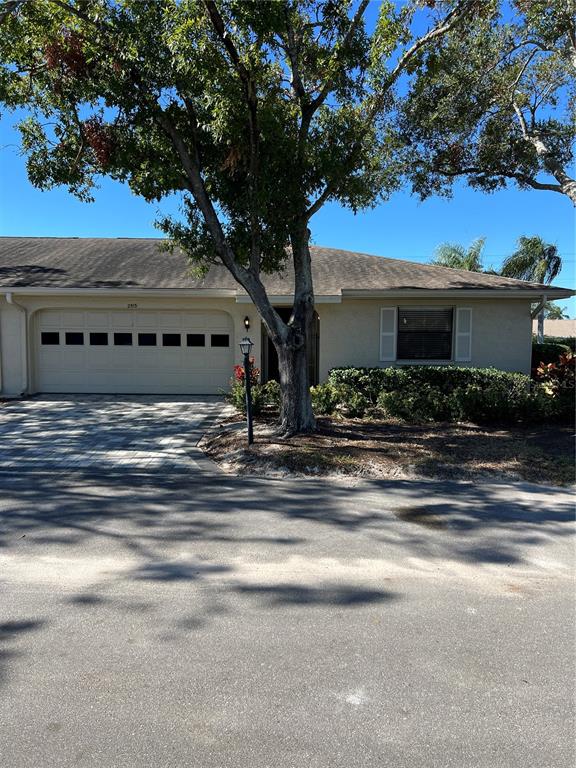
[263,379,281,409]
[536,335,576,352]
[227,379,281,416]
[310,383,339,415]
[328,366,569,425]
[532,342,570,368]
[378,383,453,422]
[338,386,371,418]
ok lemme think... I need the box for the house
[0,237,573,397]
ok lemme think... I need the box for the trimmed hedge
[322,366,569,424]
[532,341,570,367]
[534,335,576,352]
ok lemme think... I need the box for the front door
[261,307,319,386]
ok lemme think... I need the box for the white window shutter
[380,307,397,361]
[455,308,472,362]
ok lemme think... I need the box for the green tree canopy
[0,0,485,434]
[400,0,576,204]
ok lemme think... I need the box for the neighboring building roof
[0,237,572,296]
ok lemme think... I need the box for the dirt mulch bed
[201,414,575,486]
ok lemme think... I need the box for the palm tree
[501,236,562,284]
[544,302,569,320]
[501,237,562,341]
[431,237,486,272]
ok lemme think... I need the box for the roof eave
[342,287,575,299]
[1,287,239,297]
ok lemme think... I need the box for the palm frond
[501,236,562,285]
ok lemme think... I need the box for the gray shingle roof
[0,237,570,294]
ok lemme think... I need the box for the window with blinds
[397,307,453,360]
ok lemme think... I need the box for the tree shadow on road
[0,468,572,687]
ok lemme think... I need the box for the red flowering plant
[534,351,575,397]
[227,358,278,416]
[233,358,260,387]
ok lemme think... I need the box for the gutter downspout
[531,294,547,344]
[5,292,28,395]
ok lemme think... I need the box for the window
[41,332,59,345]
[397,308,453,360]
[187,333,205,347]
[114,332,133,346]
[65,332,84,345]
[138,333,157,347]
[90,332,108,346]
[211,334,230,348]
[162,333,181,347]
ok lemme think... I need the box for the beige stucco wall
[0,298,27,395]
[0,292,533,396]
[531,318,576,337]
[316,297,533,380]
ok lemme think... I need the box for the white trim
[454,307,473,362]
[379,307,397,361]
[235,294,342,304]
[3,288,237,298]
[1,287,343,303]
[343,288,574,299]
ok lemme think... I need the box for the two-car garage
[35,309,234,394]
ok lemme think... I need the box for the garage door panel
[60,311,87,327]
[134,312,159,328]
[86,312,110,328]
[40,312,62,328]
[158,312,183,328]
[110,312,133,328]
[36,309,233,394]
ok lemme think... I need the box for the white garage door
[35,309,234,394]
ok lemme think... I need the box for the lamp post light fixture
[239,336,254,445]
[243,315,251,330]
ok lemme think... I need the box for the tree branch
[512,101,529,138]
[369,0,474,119]
[305,1,476,219]
[307,0,370,114]
[438,164,566,195]
[0,0,24,25]
[281,5,308,103]
[202,0,261,274]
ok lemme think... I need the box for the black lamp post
[239,336,254,445]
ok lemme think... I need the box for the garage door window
[114,333,133,346]
[138,333,157,346]
[162,333,181,347]
[41,332,60,345]
[211,334,230,347]
[90,332,108,346]
[65,332,84,345]
[187,333,205,347]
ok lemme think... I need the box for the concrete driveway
[0,463,574,768]
[0,395,230,472]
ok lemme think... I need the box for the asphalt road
[0,470,574,768]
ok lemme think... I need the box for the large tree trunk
[276,331,315,436]
[272,223,316,436]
